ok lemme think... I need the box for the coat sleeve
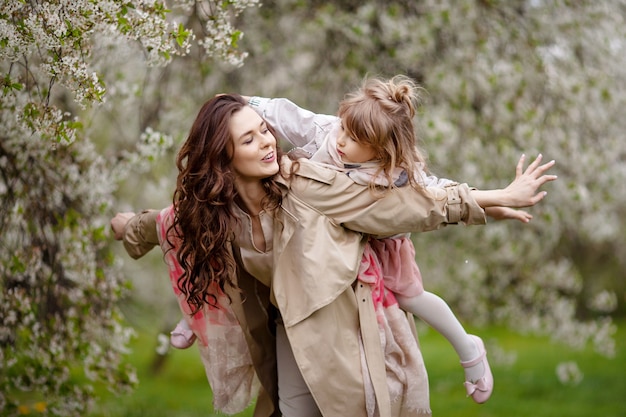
[122,209,160,259]
[287,159,486,236]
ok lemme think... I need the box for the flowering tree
[0,1,258,416]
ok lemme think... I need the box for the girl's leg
[276,323,322,417]
[396,291,484,382]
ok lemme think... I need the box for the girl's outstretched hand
[502,154,558,208]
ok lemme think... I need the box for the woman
[111,94,556,417]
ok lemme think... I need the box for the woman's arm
[285,153,556,236]
[470,154,557,209]
[419,158,551,223]
[284,157,486,236]
[110,209,160,259]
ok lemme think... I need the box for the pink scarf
[358,242,432,416]
[156,206,258,414]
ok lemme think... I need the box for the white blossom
[588,291,618,314]
[156,333,170,355]
[556,361,584,386]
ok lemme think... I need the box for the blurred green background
[83,320,626,417]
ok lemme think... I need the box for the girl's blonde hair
[338,75,428,192]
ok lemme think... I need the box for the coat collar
[277,155,336,188]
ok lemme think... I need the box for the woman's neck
[234,178,267,216]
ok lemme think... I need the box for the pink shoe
[170,323,196,349]
[460,335,494,404]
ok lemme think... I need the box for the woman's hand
[502,154,557,207]
[110,212,136,240]
[471,154,558,209]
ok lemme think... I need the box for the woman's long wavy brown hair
[169,94,284,314]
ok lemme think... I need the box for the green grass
[89,321,626,417]
[420,323,626,417]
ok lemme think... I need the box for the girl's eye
[262,128,269,134]
[243,137,253,144]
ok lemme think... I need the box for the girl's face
[336,120,377,164]
[229,106,279,181]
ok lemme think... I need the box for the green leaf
[175,23,190,47]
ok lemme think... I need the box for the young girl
[170,76,534,404]
[303,75,497,403]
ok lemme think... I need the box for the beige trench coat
[121,156,485,417]
[270,158,485,417]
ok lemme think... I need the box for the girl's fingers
[513,210,533,223]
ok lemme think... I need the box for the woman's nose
[261,134,274,148]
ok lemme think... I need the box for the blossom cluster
[196,0,261,67]
[0,0,259,416]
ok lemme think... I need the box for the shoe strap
[460,349,485,368]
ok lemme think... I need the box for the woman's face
[229,106,279,181]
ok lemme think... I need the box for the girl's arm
[243,95,337,151]
[420,170,456,188]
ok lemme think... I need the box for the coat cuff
[461,184,487,225]
[446,184,486,225]
[123,209,160,259]
[446,185,462,223]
